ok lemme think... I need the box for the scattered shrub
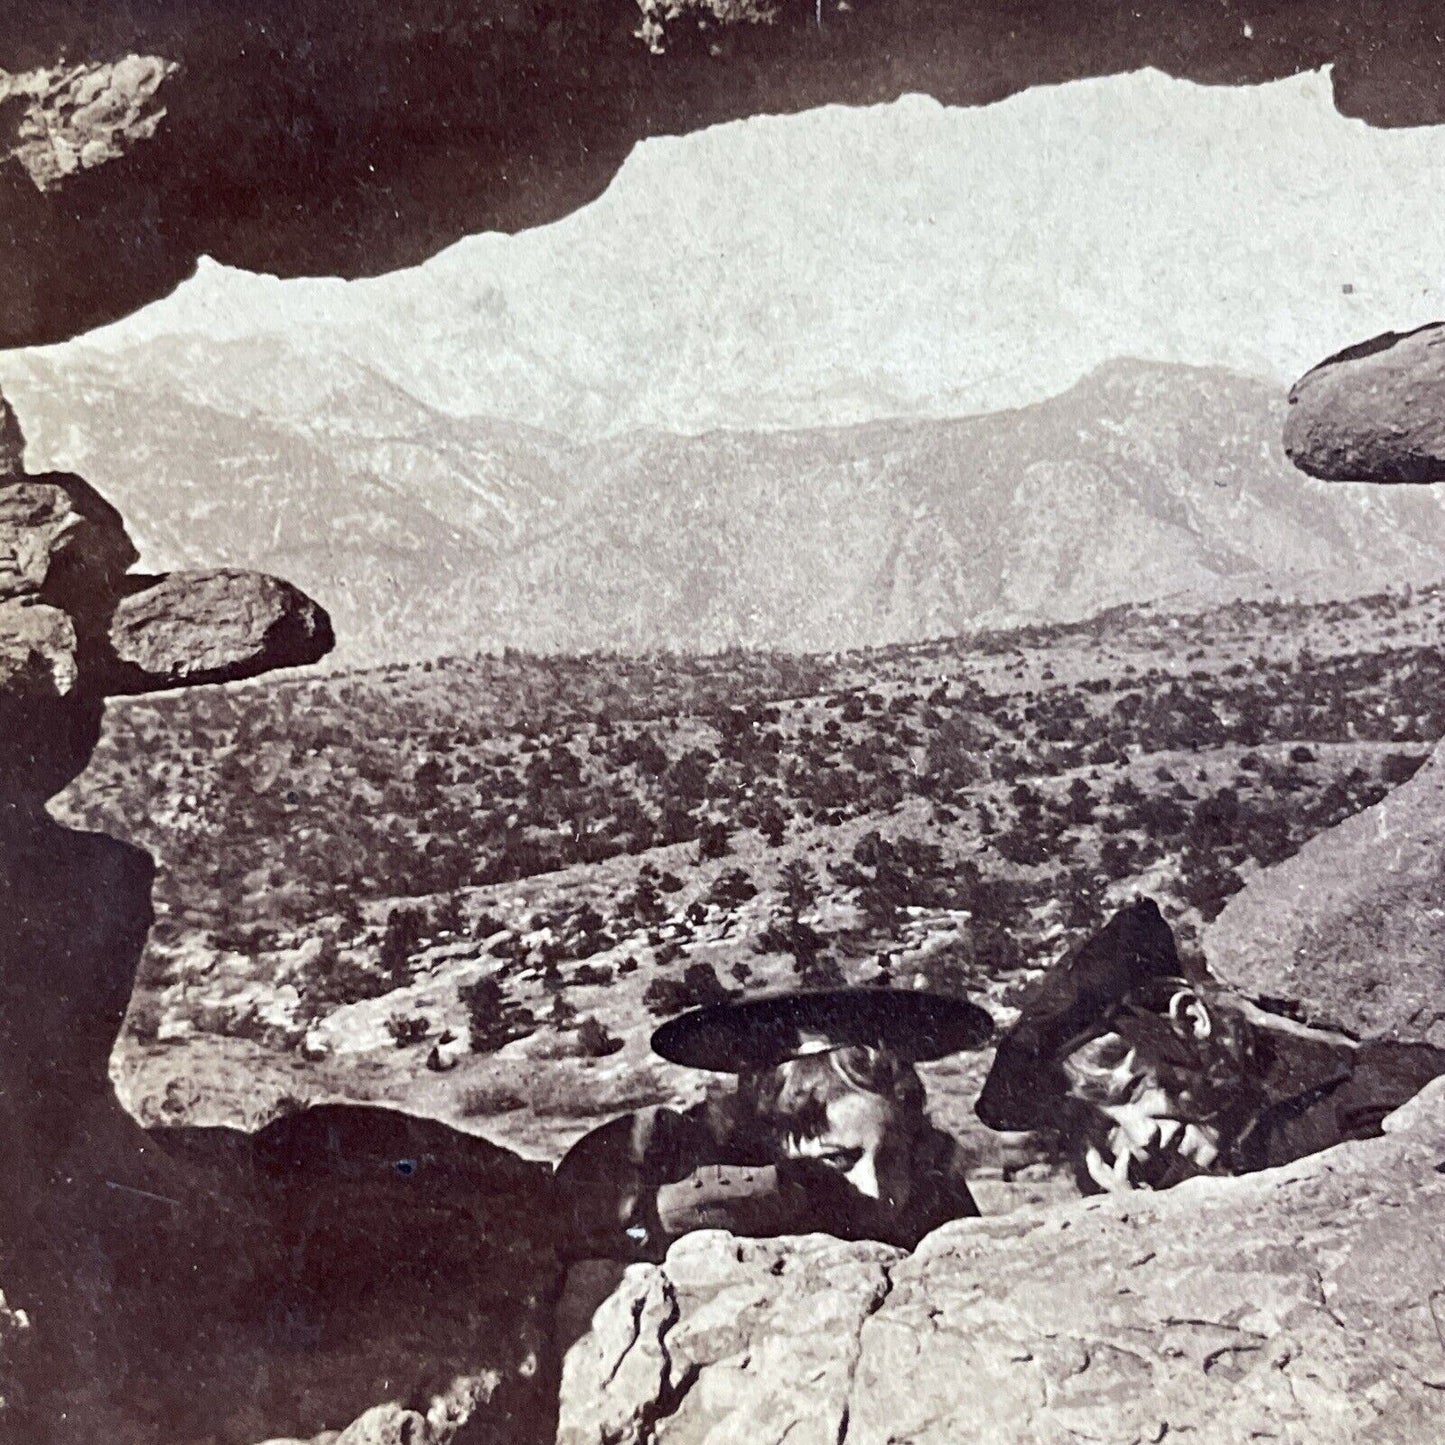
[575,1016,624,1057]
[458,976,538,1052]
[386,1013,431,1047]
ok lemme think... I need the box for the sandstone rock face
[1284,323,1445,483]
[1205,737,1445,1044]
[104,569,335,691]
[559,1236,900,1445]
[0,474,137,607]
[559,1079,1445,1444]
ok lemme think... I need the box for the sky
[58,66,1445,438]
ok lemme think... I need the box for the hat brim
[650,986,995,1073]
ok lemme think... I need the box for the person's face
[780,1091,915,1211]
[1057,1009,1229,1193]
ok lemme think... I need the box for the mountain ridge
[3,346,1443,665]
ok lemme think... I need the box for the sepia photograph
[3,2,1445,1441]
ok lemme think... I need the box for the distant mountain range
[4,343,1444,664]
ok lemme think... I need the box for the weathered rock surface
[0,394,334,708]
[1284,323,1445,483]
[0,55,178,191]
[10,2,1445,349]
[1206,737,1445,1044]
[559,1078,1445,1444]
[103,568,335,691]
[0,596,78,695]
[0,473,137,606]
[559,1235,899,1445]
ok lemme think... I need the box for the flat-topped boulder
[102,569,335,692]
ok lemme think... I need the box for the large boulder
[1205,738,1445,1044]
[1284,323,1445,483]
[558,1078,1445,1444]
[102,568,335,691]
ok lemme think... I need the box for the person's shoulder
[909,1122,980,1218]
[557,1101,720,1179]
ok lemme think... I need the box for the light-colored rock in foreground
[1284,322,1445,483]
[559,1078,1445,1444]
[1206,737,1445,1043]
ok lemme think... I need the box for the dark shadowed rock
[0,380,357,1441]
[558,1078,1445,1444]
[1205,738,1445,1045]
[102,568,335,692]
[1284,322,1445,483]
[11,2,1445,348]
[0,474,138,608]
[0,392,24,477]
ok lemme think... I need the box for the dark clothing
[1227,1030,1445,1173]
[554,1100,978,1262]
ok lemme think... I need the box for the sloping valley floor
[57,584,1445,1198]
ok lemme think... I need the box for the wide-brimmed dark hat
[974,898,1190,1132]
[651,986,995,1073]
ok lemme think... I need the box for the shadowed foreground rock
[1206,737,1445,1044]
[1,390,563,1445]
[1284,323,1445,483]
[11,2,1445,350]
[558,1078,1445,1444]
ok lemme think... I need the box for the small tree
[575,1016,624,1058]
[379,905,426,985]
[695,820,731,862]
[458,976,537,1053]
[386,1013,431,1048]
[778,859,818,920]
[707,867,758,911]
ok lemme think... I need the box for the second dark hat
[974,898,1188,1132]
